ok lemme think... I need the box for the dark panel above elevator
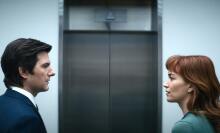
[65,0,153,6]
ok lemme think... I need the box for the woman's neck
[178,97,190,115]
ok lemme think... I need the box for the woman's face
[163,71,192,104]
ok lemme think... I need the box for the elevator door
[62,32,157,133]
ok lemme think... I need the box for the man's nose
[49,68,55,76]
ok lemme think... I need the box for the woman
[163,55,220,133]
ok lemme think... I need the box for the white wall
[1,0,220,133]
[0,0,58,133]
[163,0,220,133]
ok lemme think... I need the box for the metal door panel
[62,32,158,133]
[110,33,157,133]
[63,33,109,133]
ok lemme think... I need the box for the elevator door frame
[58,0,163,132]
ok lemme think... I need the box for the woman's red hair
[166,55,220,132]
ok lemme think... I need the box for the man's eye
[42,63,50,68]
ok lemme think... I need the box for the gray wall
[0,0,220,133]
[0,0,58,133]
[163,0,220,133]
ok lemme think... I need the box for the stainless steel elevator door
[62,32,157,133]
[63,33,110,133]
[110,33,157,133]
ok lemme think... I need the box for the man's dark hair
[1,38,52,89]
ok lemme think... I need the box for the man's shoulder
[0,91,37,117]
[0,91,15,104]
[0,91,24,106]
[0,89,34,105]
[0,107,44,133]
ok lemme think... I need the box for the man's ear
[18,67,29,79]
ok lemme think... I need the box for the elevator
[59,0,162,133]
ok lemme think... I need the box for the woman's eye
[169,77,175,80]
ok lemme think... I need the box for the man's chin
[43,87,49,91]
[39,87,49,92]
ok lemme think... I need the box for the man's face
[24,52,55,96]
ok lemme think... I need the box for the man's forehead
[36,52,50,62]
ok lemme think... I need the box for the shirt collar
[11,86,37,107]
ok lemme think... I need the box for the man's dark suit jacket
[0,89,47,133]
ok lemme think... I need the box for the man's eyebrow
[41,62,50,67]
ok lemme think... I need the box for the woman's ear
[187,84,194,93]
[18,67,29,79]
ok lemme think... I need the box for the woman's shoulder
[172,112,215,133]
[172,120,193,133]
[182,112,210,125]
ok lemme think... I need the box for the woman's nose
[163,82,168,88]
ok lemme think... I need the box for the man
[0,38,55,133]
